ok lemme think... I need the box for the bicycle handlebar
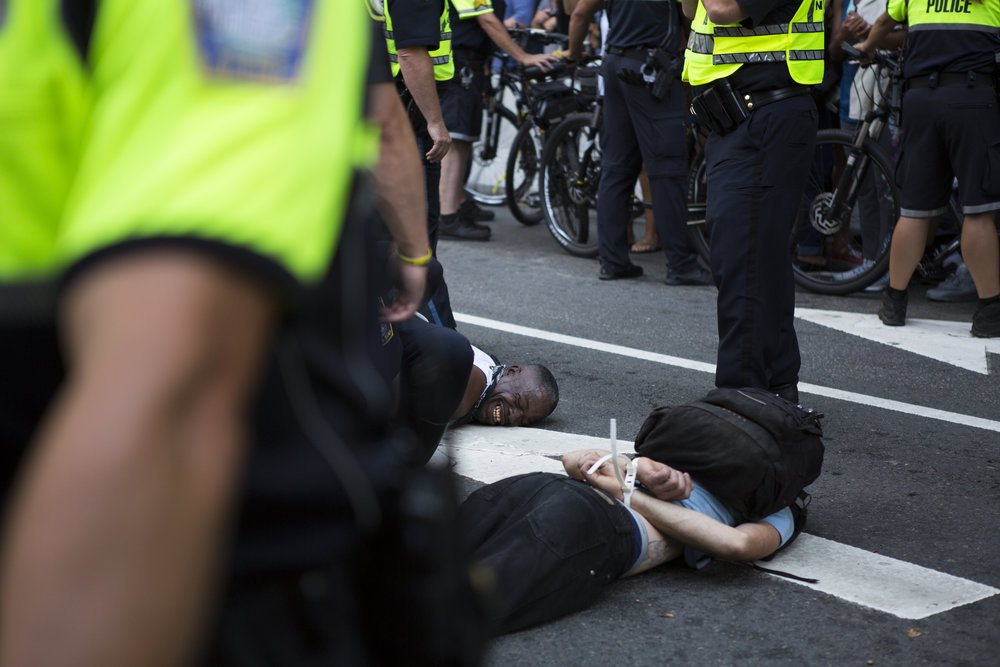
[841,41,901,72]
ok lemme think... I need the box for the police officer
[682,0,823,401]
[857,0,1000,337]
[569,0,710,284]
[437,0,559,240]
[0,2,439,665]
[382,0,464,329]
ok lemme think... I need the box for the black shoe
[460,198,495,222]
[878,287,907,326]
[665,265,713,286]
[971,299,1000,338]
[598,264,643,281]
[440,216,491,241]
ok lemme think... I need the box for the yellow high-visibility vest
[683,0,825,87]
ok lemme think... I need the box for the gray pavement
[436,206,999,666]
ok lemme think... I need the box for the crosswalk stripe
[441,426,1000,620]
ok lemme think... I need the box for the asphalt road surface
[433,206,999,666]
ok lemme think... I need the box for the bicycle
[686,45,915,295]
[504,52,598,224]
[464,29,573,222]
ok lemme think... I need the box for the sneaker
[459,198,495,222]
[862,272,889,293]
[665,265,713,286]
[971,299,1000,338]
[830,246,864,267]
[598,263,643,281]
[927,265,977,302]
[878,288,907,326]
[440,216,491,241]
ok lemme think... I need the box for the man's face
[475,365,552,427]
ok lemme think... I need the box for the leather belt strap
[740,85,810,112]
[907,71,996,90]
[606,45,652,61]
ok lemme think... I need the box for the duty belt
[606,45,655,61]
[690,82,810,135]
[906,71,996,90]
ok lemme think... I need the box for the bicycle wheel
[540,112,600,257]
[466,103,520,206]
[505,120,544,225]
[686,147,710,263]
[791,128,900,295]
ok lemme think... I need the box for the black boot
[878,286,908,326]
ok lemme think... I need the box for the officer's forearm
[681,0,699,20]
[397,47,444,126]
[864,12,899,51]
[568,0,602,58]
[477,11,533,64]
[369,82,429,259]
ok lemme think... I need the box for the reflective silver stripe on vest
[430,55,450,65]
[713,49,823,64]
[713,21,823,37]
[688,32,713,54]
[384,29,453,39]
[908,23,1000,34]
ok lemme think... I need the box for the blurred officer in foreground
[682,0,823,402]
[0,3,490,666]
[857,0,1000,337]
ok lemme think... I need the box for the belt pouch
[690,80,748,135]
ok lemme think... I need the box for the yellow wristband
[396,248,433,266]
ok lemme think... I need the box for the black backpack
[633,387,824,525]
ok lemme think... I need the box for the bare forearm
[370,83,430,258]
[477,11,533,64]
[682,0,699,20]
[567,0,601,59]
[397,47,444,126]
[0,257,273,667]
[631,492,783,562]
[860,12,899,51]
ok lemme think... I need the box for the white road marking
[443,426,1000,620]
[454,312,1000,433]
[795,307,1000,375]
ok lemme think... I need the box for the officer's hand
[841,13,869,41]
[425,120,452,162]
[380,259,429,324]
[635,457,692,501]
[521,52,561,72]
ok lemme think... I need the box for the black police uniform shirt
[899,4,1000,78]
[450,0,506,54]
[387,0,446,53]
[605,0,683,53]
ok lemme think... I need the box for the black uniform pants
[597,54,698,274]
[705,94,817,392]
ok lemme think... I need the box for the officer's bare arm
[396,46,451,162]
[854,12,901,57]
[475,10,560,70]
[369,81,430,323]
[701,0,749,24]
[567,0,602,62]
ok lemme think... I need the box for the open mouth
[492,403,502,425]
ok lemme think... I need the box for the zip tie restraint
[585,419,637,507]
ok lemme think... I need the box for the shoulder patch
[192,0,315,82]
